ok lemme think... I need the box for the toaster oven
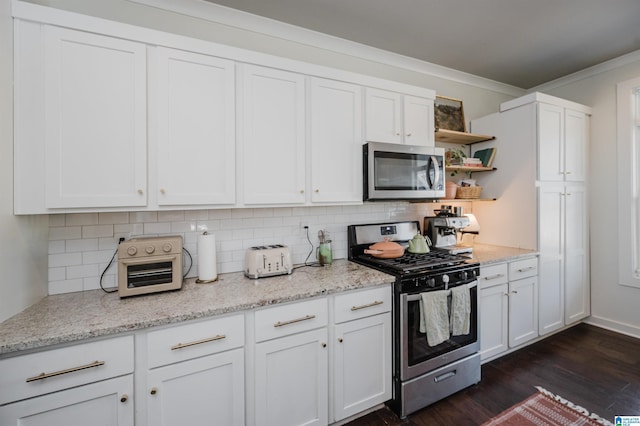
[117,236,183,298]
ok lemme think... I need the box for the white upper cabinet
[365,88,433,146]
[309,78,362,203]
[365,88,402,144]
[44,26,147,209]
[239,64,306,205]
[538,103,588,182]
[403,95,435,146]
[151,47,235,206]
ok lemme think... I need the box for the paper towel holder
[196,231,219,284]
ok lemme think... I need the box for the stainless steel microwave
[363,142,445,201]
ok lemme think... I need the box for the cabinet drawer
[146,314,244,369]
[255,298,328,342]
[0,335,133,405]
[334,285,391,324]
[509,257,538,281]
[479,263,508,288]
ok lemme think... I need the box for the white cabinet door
[0,375,133,426]
[333,313,391,422]
[146,349,244,426]
[44,26,147,208]
[254,328,328,426]
[240,64,306,205]
[538,182,565,335]
[403,95,434,146]
[152,47,235,206]
[564,183,590,324]
[309,77,363,203]
[537,103,564,182]
[365,88,403,143]
[508,277,538,347]
[564,109,588,182]
[479,283,509,360]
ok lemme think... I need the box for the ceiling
[203,0,640,89]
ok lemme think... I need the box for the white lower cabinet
[1,287,393,426]
[479,258,538,361]
[251,285,392,426]
[143,314,245,426]
[332,286,392,422]
[253,298,329,426]
[0,335,134,426]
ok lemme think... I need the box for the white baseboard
[584,316,640,340]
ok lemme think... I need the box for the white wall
[536,55,640,337]
[0,0,49,322]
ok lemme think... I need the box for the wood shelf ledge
[435,128,495,144]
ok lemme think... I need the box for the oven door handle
[405,280,477,302]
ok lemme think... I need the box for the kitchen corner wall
[47,203,439,295]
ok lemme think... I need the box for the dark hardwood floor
[346,323,640,425]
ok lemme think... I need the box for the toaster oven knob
[145,246,155,255]
[162,243,172,253]
[127,246,137,256]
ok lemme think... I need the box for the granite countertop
[470,243,538,265]
[0,260,394,356]
[0,245,537,356]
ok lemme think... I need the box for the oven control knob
[145,246,155,255]
[461,271,468,280]
[162,243,172,253]
[127,246,137,256]
[442,274,450,284]
[428,278,436,288]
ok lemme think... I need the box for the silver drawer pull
[274,314,315,327]
[484,273,505,280]
[351,300,384,311]
[171,334,226,350]
[517,266,536,273]
[26,360,105,382]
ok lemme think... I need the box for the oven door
[400,281,479,380]
[364,142,444,200]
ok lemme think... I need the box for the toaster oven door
[118,254,182,297]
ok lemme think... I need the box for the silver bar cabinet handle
[26,360,105,382]
[171,334,226,350]
[274,314,315,327]
[351,300,384,311]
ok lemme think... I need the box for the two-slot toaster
[244,244,293,279]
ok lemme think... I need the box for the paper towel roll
[197,232,217,282]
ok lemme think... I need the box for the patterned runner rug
[481,386,614,426]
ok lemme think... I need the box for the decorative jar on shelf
[445,181,458,199]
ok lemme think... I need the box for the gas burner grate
[356,249,468,273]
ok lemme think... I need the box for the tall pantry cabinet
[471,92,591,337]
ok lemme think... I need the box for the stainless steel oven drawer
[400,352,480,418]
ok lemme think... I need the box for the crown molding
[127,0,525,97]
[530,49,640,93]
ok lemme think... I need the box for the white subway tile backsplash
[49,267,66,281]
[49,252,83,268]
[82,225,113,239]
[67,264,100,280]
[47,204,434,295]
[49,226,82,241]
[49,279,83,295]
[48,214,66,227]
[98,212,129,224]
[66,213,99,226]
[66,238,99,253]
[143,222,172,235]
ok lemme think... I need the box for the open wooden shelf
[446,165,495,173]
[435,128,495,144]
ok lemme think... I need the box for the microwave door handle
[429,155,440,189]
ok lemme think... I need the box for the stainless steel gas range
[348,220,481,419]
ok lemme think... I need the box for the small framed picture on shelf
[434,95,466,132]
